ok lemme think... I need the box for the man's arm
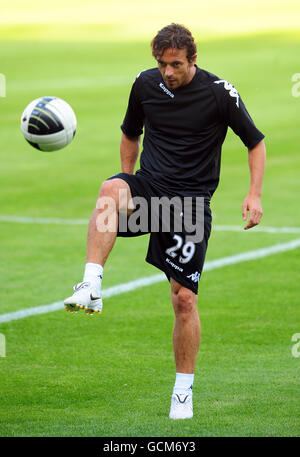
[242,139,266,230]
[120,133,141,174]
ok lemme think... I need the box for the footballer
[65,24,266,420]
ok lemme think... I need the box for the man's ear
[189,53,197,64]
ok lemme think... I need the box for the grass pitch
[0,28,300,436]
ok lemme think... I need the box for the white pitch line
[1,215,300,234]
[0,215,89,225]
[212,225,300,234]
[1,238,300,325]
[0,274,166,325]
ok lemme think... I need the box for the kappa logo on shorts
[214,79,240,107]
[165,257,183,272]
[186,271,201,283]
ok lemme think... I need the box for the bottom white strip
[1,238,300,324]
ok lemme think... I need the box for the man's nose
[165,65,174,78]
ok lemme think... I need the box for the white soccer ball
[21,96,77,151]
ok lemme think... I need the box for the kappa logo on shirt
[159,82,175,98]
[214,79,240,108]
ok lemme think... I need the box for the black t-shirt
[121,66,265,198]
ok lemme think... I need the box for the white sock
[173,373,194,395]
[83,263,103,294]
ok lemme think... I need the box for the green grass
[1,251,300,436]
[0,30,300,436]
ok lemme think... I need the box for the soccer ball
[21,96,77,151]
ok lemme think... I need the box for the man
[64,24,266,420]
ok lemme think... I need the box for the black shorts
[107,172,212,294]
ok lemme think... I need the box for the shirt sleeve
[121,76,145,137]
[214,79,265,149]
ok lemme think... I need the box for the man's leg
[169,278,199,419]
[86,178,133,266]
[170,278,200,373]
[64,178,132,313]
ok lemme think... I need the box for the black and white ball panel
[21,96,77,152]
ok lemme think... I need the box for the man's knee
[172,285,197,316]
[98,179,132,212]
[99,179,126,198]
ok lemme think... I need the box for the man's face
[157,47,197,90]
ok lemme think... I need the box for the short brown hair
[151,23,197,63]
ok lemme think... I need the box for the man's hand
[242,194,263,230]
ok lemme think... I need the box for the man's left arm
[242,139,266,230]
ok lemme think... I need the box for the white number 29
[165,235,195,264]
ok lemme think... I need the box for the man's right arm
[120,133,141,174]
